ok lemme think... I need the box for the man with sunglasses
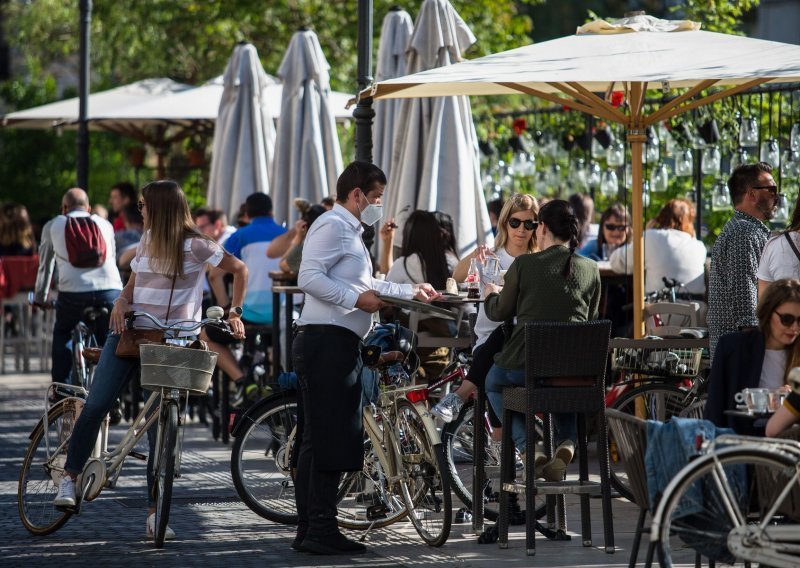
[708,162,777,357]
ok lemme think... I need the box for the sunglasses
[604,223,628,232]
[508,217,538,231]
[775,311,800,328]
[137,199,146,211]
[752,185,779,196]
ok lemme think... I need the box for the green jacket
[484,246,601,369]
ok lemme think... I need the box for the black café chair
[497,320,614,555]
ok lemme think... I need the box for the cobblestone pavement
[1,372,646,567]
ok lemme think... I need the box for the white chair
[643,302,700,337]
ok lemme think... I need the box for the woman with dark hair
[758,192,800,297]
[387,210,458,379]
[579,203,631,261]
[0,202,36,255]
[54,180,247,538]
[279,203,327,273]
[568,193,595,248]
[704,278,800,436]
[484,199,600,481]
[433,210,458,257]
[609,198,707,297]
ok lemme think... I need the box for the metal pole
[77,0,91,190]
[354,0,375,163]
[694,149,703,239]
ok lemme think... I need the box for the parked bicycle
[18,307,228,548]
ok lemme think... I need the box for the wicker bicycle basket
[139,344,218,395]
[611,346,703,378]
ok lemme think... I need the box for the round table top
[377,294,457,320]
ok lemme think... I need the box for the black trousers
[293,325,363,539]
[467,324,506,427]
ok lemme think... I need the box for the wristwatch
[230,306,243,317]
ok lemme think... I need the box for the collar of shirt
[332,203,363,233]
[66,210,90,218]
[733,209,770,233]
[248,216,279,226]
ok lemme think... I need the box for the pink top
[130,234,223,330]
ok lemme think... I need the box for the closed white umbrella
[387,0,492,257]
[373,7,414,178]
[207,43,278,221]
[272,29,343,225]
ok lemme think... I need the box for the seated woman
[279,203,326,273]
[431,193,539,423]
[484,199,600,481]
[609,198,707,299]
[386,210,458,380]
[706,278,800,435]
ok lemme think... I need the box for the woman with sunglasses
[705,278,800,435]
[578,203,630,261]
[432,194,538,422]
[483,199,600,480]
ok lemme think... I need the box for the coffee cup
[735,388,770,413]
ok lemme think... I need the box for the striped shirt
[130,234,224,329]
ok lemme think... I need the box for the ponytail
[562,214,580,280]
[540,199,582,280]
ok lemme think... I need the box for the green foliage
[671,0,760,35]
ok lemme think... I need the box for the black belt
[296,324,361,342]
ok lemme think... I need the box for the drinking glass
[606,140,625,167]
[675,148,694,177]
[739,116,759,147]
[600,169,618,197]
[482,257,501,285]
[760,138,780,166]
[650,162,669,193]
[701,146,721,175]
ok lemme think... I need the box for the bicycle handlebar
[124,306,229,335]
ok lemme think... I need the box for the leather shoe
[297,533,367,555]
[291,532,306,551]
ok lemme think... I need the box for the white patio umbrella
[207,43,278,221]
[364,13,800,337]
[271,29,343,225]
[373,7,414,178]
[386,0,492,257]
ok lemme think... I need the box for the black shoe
[291,533,306,551]
[231,381,259,408]
[297,533,367,555]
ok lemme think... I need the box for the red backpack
[64,216,107,268]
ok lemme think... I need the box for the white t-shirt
[756,232,800,283]
[473,247,517,349]
[386,252,459,285]
[759,348,787,390]
[609,228,707,295]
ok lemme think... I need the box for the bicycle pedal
[129,450,147,461]
[366,503,389,521]
[454,507,472,523]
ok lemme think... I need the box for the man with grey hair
[35,188,122,383]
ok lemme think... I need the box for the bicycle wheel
[230,395,299,524]
[442,400,545,522]
[609,382,687,501]
[18,398,81,535]
[395,399,451,546]
[655,447,799,567]
[70,327,88,389]
[153,401,178,548]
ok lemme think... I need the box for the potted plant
[185,134,207,168]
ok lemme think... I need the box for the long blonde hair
[494,193,539,254]
[140,180,210,277]
[757,279,800,383]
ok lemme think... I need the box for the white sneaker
[146,512,176,540]
[53,476,76,507]
[431,393,463,423]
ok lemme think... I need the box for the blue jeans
[485,363,577,452]
[52,290,118,384]
[64,332,159,506]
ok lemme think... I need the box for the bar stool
[497,320,614,555]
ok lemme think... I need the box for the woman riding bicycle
[53,180,247,539]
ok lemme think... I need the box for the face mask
[358,192,383,226]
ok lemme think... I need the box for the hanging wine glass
[701,146,721,175]
[729,147,750,174]
[783,150,799,178]
[586,161,602,189]
[774,193,789,224]
[760,138,780,166]
[711,179,732,211]
[676,148,694,177]
[791,122,800,152]
[600,169,618,197]
[739,116,759,147]
[606,140,625,167]
[650,162,669,193]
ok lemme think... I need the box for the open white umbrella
[386,0,492,257]
[207,43,278,221]
[271,29,343,225]
[365,13,800,336]
[373,7,414,178]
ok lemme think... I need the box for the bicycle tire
[395,399,451,546]
[70,326,88,389]
[153,401,178,548]
[442,399,545,522]
[655,446,799,567]
[608,382,687,501]
[18,398,81,535]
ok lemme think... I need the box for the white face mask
[358,192,383,226]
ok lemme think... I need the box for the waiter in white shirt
[292,161,440,555]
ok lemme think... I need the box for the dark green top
[484,246,601,369]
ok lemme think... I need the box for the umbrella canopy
[364,13,800,337]
[0,78,192,129]
[207,43,277,221]
[386,0,492,257]
[271,29,343,225]
[373,7,414,178]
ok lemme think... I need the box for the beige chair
[643,302,700,337]
[408,309,471,350]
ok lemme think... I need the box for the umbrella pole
[628,130,646,339]
[354,0,375,162]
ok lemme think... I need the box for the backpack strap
[785,232,800,264]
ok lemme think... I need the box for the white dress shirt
[297,203,413,338]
